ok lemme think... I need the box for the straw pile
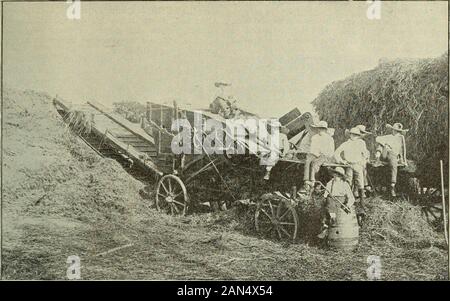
[64,109,93,135]
[312,52,449,187]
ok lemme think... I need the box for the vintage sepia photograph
[1,1,449,283]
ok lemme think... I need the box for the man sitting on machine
[373,122,409,197]
[210,82,241,119]
[300,120,335,193]
[261,120,291,180]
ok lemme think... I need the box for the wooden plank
[102,131,163,176]
[87,101,155,145]
[279,108,301,126]
[127,142,155,148]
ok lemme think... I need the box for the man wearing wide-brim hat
[261,120,291,180]
[374,122,409,197]
[301,120,335,192]
[347,125,373,191]
[334,127,370,216]
[355,125,372,136]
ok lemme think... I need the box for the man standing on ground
[355,124,373,194]
[334,127,370,217]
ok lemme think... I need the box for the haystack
[312,52,449,187]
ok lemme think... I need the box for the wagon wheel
[255,196,298,242]
[156,174,188,216]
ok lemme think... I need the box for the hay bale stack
[312,52,448,186]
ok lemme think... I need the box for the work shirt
[296,130,312,153]
[376,134,404,155]
[334,138,369,164]
[309,133,335,157]
[323,178,355,206]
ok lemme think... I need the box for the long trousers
[345,163,365,189]
[378,148,399,184]
[303,154,330,182]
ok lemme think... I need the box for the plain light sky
[3,1,448,117]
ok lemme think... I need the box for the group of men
[267,119,408,215]
[210,83,409,208]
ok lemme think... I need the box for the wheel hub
[165,194,174,203]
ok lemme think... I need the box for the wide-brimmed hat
[386,123,409,133]
[330,167,346,178]
[310,120,328,129]
[214,82,231,87]
[355,125,372,135]
[345,127,363,137]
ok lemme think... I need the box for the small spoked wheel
[156,174,188,216]
[255,196,298,242]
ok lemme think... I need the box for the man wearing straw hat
[262,120,291,180]
[334,127,370,215]
[300,120,335,192]
[374,122,409,197]
[210,82,240,119]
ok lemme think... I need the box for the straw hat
[310,120,328,129]
[330,167,346,178]
[355,125,372,135]
[214,82,231,87]
[344,127,363,137]
[386,123,409,133]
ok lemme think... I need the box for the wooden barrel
[327,204,359,251]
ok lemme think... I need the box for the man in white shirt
[355,124,373,193]
[334,127,369,214]
[375,122,408,197]
[261,121,291,180]
[301,120,335,192]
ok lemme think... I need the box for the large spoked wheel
[156,174,188,216]
[255,197,299,242]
